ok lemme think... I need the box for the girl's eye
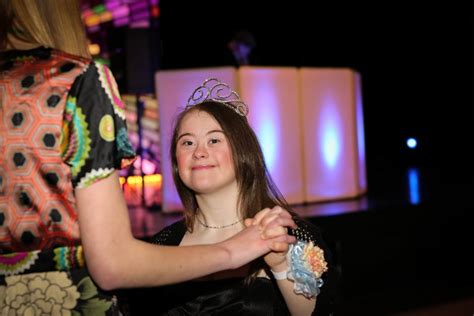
[209,138,220,144]
[181,140,193,146]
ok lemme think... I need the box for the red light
[151,6,160,18]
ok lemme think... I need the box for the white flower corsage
[287,241,328,298]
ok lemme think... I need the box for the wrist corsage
[287,241,328,298]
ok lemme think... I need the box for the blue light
[319,104,341,169]
[322,129,340,169]
[408,168,420,205]
[407,138,417,149]
[259,119,277,170]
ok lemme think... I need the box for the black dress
[126,219,338,316]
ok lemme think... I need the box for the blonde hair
[0,0,90,58]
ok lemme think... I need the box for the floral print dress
[0,47,136,315]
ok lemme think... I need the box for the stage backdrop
[155,67,366,212]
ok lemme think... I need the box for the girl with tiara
[137,78,335,315]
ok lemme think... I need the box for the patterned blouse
[0,47,136,253]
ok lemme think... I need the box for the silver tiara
[185,78,249,116]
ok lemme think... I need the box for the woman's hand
[221,207,296,269]
[245,206,294,271]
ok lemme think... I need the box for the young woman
[143,79,333,315]
[0,2,296,314]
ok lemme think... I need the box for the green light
[92,4,106,14]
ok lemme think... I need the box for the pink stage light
[111,5,130,19]
[105,0,121,11]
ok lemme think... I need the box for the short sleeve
[61,62,136,189]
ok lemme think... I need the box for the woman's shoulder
[0,46,91,72]
[50,48,91,66]
[149,219,187,245]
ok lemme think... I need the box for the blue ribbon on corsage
[287,241,328,298]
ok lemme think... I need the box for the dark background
[152,1,473,181]
[156,2,474,313]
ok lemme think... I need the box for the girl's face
[175,110,236,195]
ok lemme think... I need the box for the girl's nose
[193,143,208,159]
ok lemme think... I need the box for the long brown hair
[170,101,291,232]
[0,0,90,58]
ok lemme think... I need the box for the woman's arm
[76,171,296,290]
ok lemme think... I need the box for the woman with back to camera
[0,1,296,314]
[142,78,335,315]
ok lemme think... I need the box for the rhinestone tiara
[185,78,249,116]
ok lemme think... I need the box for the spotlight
[406,138,417,149]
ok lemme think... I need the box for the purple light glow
[249,80,280,172]
[113,16,130,27]
[87,25,101,33]
[111,5,129,19]
[105,0,121,10]
[130,20,150,28]
[318,100,342,170]
[130,11,150,22]
[129,0,149,11]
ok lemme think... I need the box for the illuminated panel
[155,67,238,212]
[238,67,304,204]
[300,68,366,202]
[129,0,150,28]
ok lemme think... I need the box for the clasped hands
[244,206,295,273]
[223,206,295,270]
